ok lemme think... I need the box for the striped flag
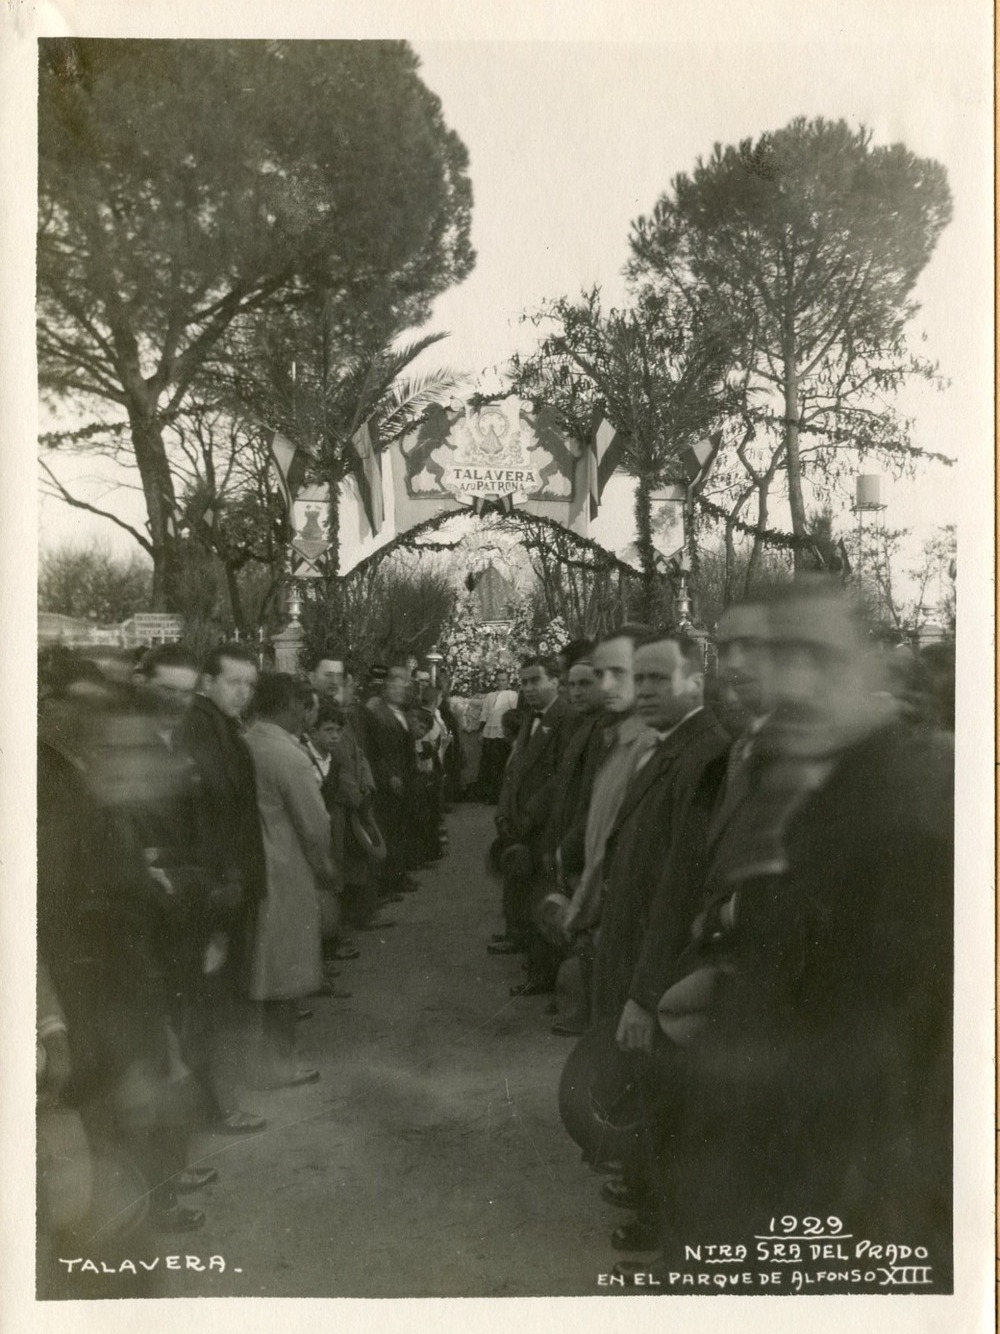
[677,432,723,489]
[350,420,384,535]
[589,417,626,520]
[269,431,309,515]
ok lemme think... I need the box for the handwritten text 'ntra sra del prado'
[58,1255,236,1275]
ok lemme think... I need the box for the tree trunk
[223,561,245,630]
[744,480,771,595]
[127,406,183,610]
[723,519,738,607]
[782,328,809,569]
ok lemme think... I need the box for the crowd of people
[36,642,455,1296]
[35,575,955,1296]
[482,579,954,1289]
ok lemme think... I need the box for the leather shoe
[551,1021,585,1037]
[488,941,525,955]
[211,1110,266,1134]
[151,1205,206,1233]
[509,981,549,997]
[592,1159,623,1175]
[601,1178,641,1210]
[334,945,361,960]
[176,1167,219,1194]
[611,1217,660,1251]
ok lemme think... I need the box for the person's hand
[390,776,403,794]
[615,1000,657,1053]
[148,867,174,895]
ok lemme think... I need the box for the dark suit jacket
[627,749,727,1012]
[542,710,611,876]
[672,721,954,1255]
[496,695,575,851]
[591,709,727,1020]
[176,694,266,901]
[364,698,417,794]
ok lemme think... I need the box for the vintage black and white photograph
[2,0,994,1327]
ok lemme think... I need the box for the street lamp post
[425,650,444,686]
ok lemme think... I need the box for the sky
[28,3,994,584]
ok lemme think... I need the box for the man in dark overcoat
[585,635,726,1247]
[365,664,420,895]
[176,641,267,1134]
[491,655,575,989]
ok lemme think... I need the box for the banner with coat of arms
[389,395,589,538]
[290,484,332,578]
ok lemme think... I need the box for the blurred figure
[664,578,954,1288]
[245,674,338,1088]
[131,645,253,1175]
[37,670,209,1281]
[709,601,769,740]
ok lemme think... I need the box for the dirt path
[170,804,618,1299]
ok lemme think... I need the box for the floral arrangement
[440,591,568,694]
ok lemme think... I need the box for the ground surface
[170,803,618,1299]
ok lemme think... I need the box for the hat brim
[558,1020,644,1164]
[350,810,388,864]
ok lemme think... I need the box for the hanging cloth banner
[648,485,687,563]
[384,396,590,539]
[289,483,331,579]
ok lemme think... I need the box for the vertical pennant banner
[350,420,385,534]
[290,483,331,578]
